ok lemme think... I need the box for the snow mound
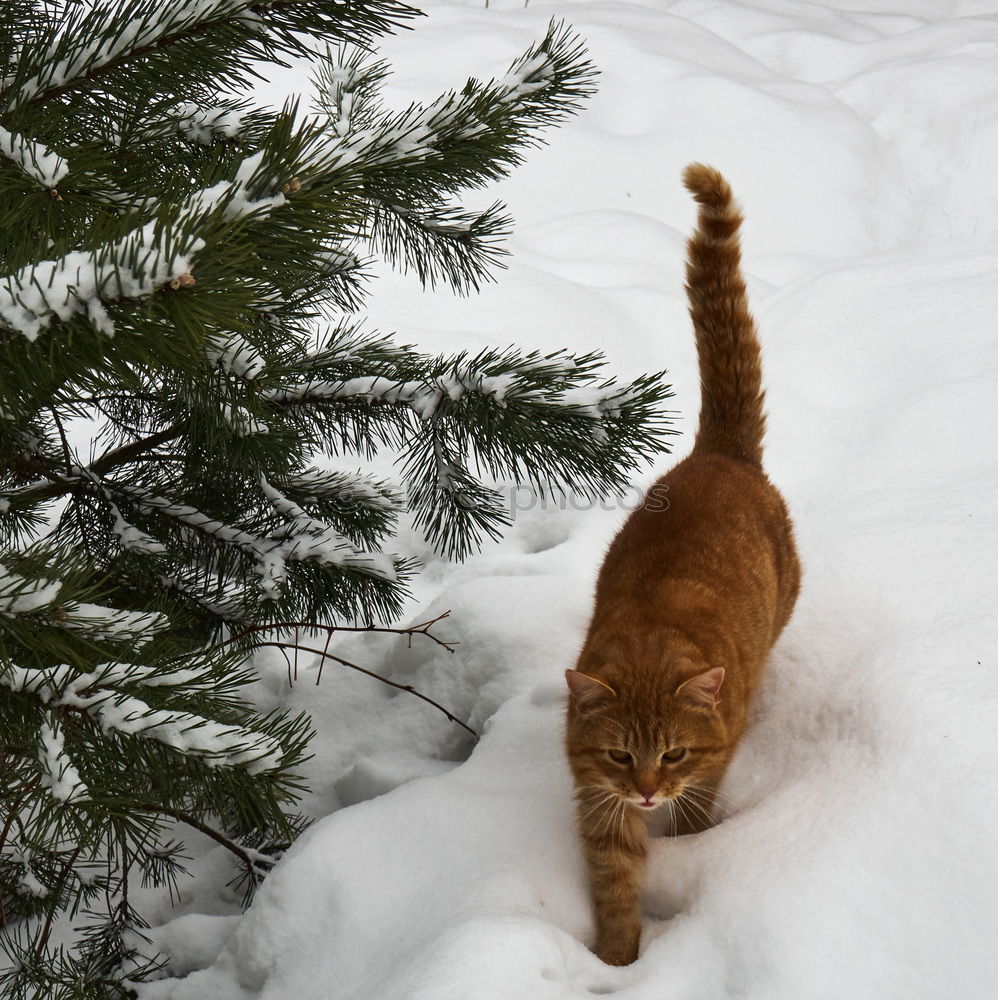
[140,2,998,999]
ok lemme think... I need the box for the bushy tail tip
[682,163,739,221]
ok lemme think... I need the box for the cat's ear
[565,669,617,710]
[675,667,725,707]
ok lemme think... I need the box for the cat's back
[595,451,799,634]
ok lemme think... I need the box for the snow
[258,476,398,584]
[302,32,567,176]
[0,563,61,614]
[264,374,444,419]
[205,333,266,380]
[0,126,68,188]
[37,719,88,804]
[115,483,396,600]
[498,50,555,98]
[79,692,283,773]
[4,659,284,773]
[111,505,168,555]
[285,468,398,512]
[0,145,295,341]
[221,404,270,438]
[174,102,245,145]
[121,0,998,997]
[185,149,286,223]
[6,0,246,105]
[266,364,603,419]
[11,852,48,899]
[62,602,169,646]
[0,218,200,341]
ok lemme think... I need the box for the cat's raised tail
[682,163,766,467]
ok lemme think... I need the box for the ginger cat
[565,165,800,967]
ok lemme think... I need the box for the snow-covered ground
[140,1,998,998]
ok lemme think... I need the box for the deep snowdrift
[140,2,998,998]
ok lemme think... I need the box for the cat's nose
[635,776,658,800]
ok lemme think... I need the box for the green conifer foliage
[0,2,676,995]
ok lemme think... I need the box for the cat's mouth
[630,797,666,810]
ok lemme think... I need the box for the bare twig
[315,627,333,686]
[225,610,458,654]
[225,611,472,735]
[253,640,476,738]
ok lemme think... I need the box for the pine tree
[0,2,675,996]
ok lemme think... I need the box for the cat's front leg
[577,795,648,965]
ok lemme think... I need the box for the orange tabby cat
[565,164,801,966]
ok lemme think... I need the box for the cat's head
[564,665,727,811]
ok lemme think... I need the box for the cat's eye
[661,747,687,763]
[606,749,632,765]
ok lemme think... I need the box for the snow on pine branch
[11,853,48,899]
[38,718,88,804]
[263,375,443,420]
[3,660,283,773]
[302,22,590,183]
[258,476,397,593]
[221,403,270,438]
[0,149,287,341]
[0,562,170,648]
[159,572,249,625]
[305,91,487,176]
[264,367,521,420]
[111,503,167,555]
[114,483,396,601]
[496,51,555,101]
[284,468,398,513]
[4,0,251,107]
[0,126,68,188]
[61,603,169,647]
[174,101,245,145]
[264,363,629,421]
[205,333,266,380]
[0,218,201,341]
[183,149,285,222]
[0,562,62,614]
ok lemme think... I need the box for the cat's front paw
[595,936,639,966]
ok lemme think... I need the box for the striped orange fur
[565,165,801,966]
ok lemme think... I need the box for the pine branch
[133,803,263,874]
[6,425,184,504]
[0,0,423,117]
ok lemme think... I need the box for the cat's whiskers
[577,790,616,825]
[672,793,694,831]
[598,797,626,852]
[691,782,734,808]
[576,791,616,832]
[686,783,731,820]
[588,793,622,848]
[677,791,713,829]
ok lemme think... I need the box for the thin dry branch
[226,610,458,653]
[254,639,477,738]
